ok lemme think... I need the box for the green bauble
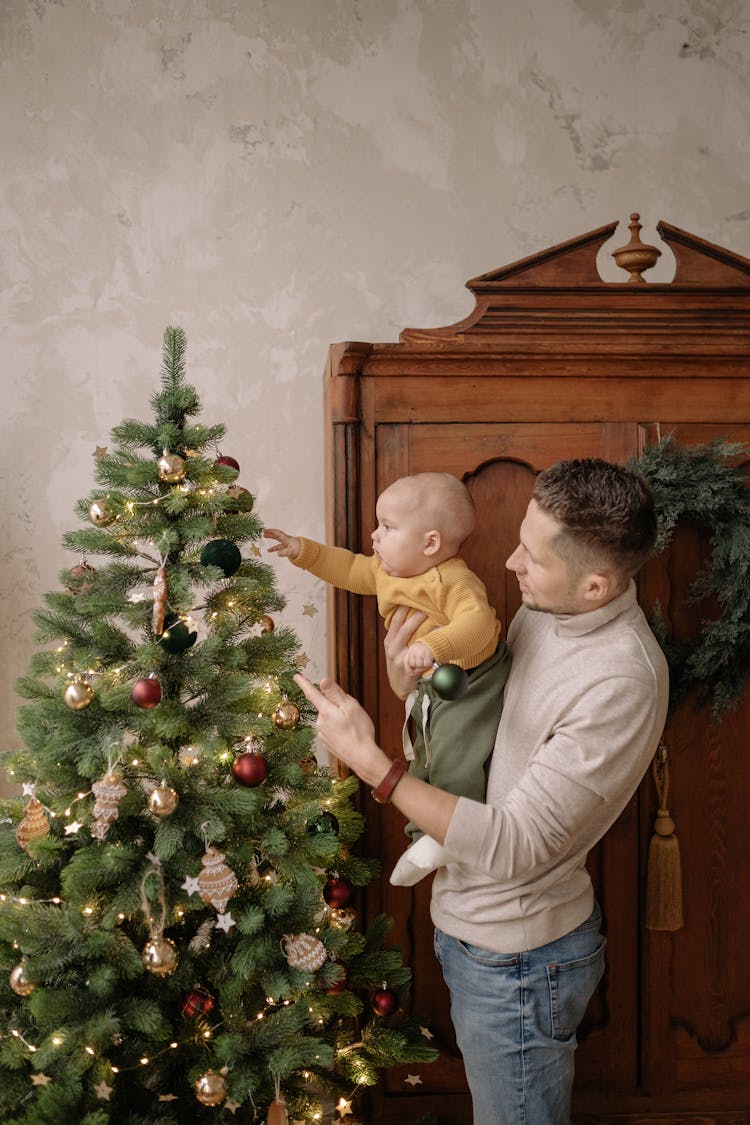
[307,811,339,836]
[431,663,469,701]
[159,612,197,654]
[200,538,242,577]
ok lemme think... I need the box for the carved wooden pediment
[395,213,750,352]
[464,214,750,291]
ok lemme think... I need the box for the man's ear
[583,571,611,603]
[423,530,442,556]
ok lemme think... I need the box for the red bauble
[323,876,354,909]
[324,960,348,995]
[215,455,240,472]
[232,751,268,787]
[372,986,399,1016]
[67,561,97,592]
[180,989,216,1018]
[131,676,162,709]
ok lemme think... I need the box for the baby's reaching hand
[263,528,302,560]
[405,640,434,676]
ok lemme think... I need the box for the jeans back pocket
[547,937,606,1041]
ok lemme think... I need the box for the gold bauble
[224,484,252,512]
[328,907,358,932]
[157,449,186,483]
[271,700,300,730]
[148,782,179,817]
[64,678,95,711]
[88,499,116,526]
[10,963,34,996]
[142,936,178,976]
[259,614,275,634]
[194,1070,227,1106]
[239,734,264,755]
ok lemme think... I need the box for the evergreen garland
[632,436,750,719]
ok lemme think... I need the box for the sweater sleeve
[444,671,662,884]
[291,538,378,596]
[419,565,500,666]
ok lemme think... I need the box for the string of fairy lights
[2,443,425,1120]
[1,842,383,1120]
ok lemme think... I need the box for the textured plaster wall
[2,0,750,779]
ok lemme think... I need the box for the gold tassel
[645,743,683,931]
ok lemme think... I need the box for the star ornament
[31,1073,52,1087]
[181,875,200,896]
[225,1100,241,1115]
[302,602,318,617]
[336,1097,353,1118]
[95,1079,113,1101]
[93,445,108,460]
[404,1074,423,1086]
[64,820,82,836]
[216,910,235,933]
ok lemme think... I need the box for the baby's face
[371,482,434,578]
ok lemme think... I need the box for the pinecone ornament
[16,796,50,853]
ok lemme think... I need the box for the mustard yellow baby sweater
[292,538,500,668]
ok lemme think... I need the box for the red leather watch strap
[371,758,407,805]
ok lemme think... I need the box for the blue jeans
[434,905,605,1125]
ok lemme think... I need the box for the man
[294,458,669,1125]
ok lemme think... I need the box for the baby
[265,472,511,885]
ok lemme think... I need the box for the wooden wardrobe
[322,215,750,1124]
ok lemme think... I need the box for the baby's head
[372,472,476,578]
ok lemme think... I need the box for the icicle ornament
[152,563,168,635]
[91,770,127,841]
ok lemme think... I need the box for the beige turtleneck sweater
[432,582,669,952]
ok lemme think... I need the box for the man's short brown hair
[533,458,657,579]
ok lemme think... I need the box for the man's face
[506,499,592,615]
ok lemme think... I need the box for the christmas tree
[0,328,436,1124]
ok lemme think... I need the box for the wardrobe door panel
[365,422,641,1121]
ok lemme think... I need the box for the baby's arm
[263,528,302,560]
[420,572,499,666]
[266,534,379,596]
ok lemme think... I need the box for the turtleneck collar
[553,580,637,638]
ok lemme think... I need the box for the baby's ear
[423,530,441,556]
